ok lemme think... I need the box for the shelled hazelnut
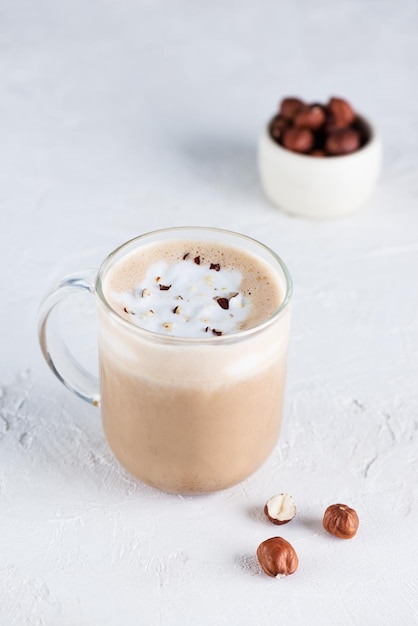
[269,96,369,157]
[264,493,297,525]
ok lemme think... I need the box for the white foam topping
[112,256,249,337]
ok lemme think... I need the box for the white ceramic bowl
[258,115,382,218]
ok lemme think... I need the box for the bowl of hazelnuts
[258,97,382,218]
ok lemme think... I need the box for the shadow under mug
[38,227,292,494]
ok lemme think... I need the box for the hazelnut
[279,97,305,120]
[323,503,359,539]
[327,97,355,128]
[351,116,371,146]
[325,128,360,155]
[270,115,289,141]
[293,105,326,130]
[264,493,296,525]
[257,537,299,578]
[282,127,314,153]
[271,95,365,158]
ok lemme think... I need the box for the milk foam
[112,257,249,337]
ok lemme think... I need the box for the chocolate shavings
[215,297,229,310]
[214,292,239,310]
[159,284,171,291]
[194,256,200,265]
[210,263,221,271]
[212,329,223,336]
[183,253,190,260]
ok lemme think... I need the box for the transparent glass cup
[38,227,292,494]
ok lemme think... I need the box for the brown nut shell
[256,537,299,578]
[282,127,314,153]
[293,105,326,130]
[279,97,305,120]
[270,115,289,141]
[327,97,356,128]
[323,503,359,539]
[325,129,360,155]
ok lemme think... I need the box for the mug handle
[37,269,101,406]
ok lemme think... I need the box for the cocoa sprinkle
[183,253,190,260]
[172,306,180,314]
[212,329,223,336]
[215,297,229,310]
[159,284,171,291]
[194,256,200,265]
[214,292,239,310]
[210,263,221,271]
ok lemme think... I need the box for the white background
[1,1,417,624]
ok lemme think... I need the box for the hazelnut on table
[264,493,297,525]
[257,537,299,578]
[323,503,359,539]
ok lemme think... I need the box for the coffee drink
[104,239,282,336]
[96,232,291,493]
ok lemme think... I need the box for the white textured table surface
[1,1,418,624]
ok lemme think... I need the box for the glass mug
[38,227,292,494]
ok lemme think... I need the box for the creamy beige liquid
[98,239,290,493]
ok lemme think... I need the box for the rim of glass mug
[95,226,293,344]
[38,226,293,406]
